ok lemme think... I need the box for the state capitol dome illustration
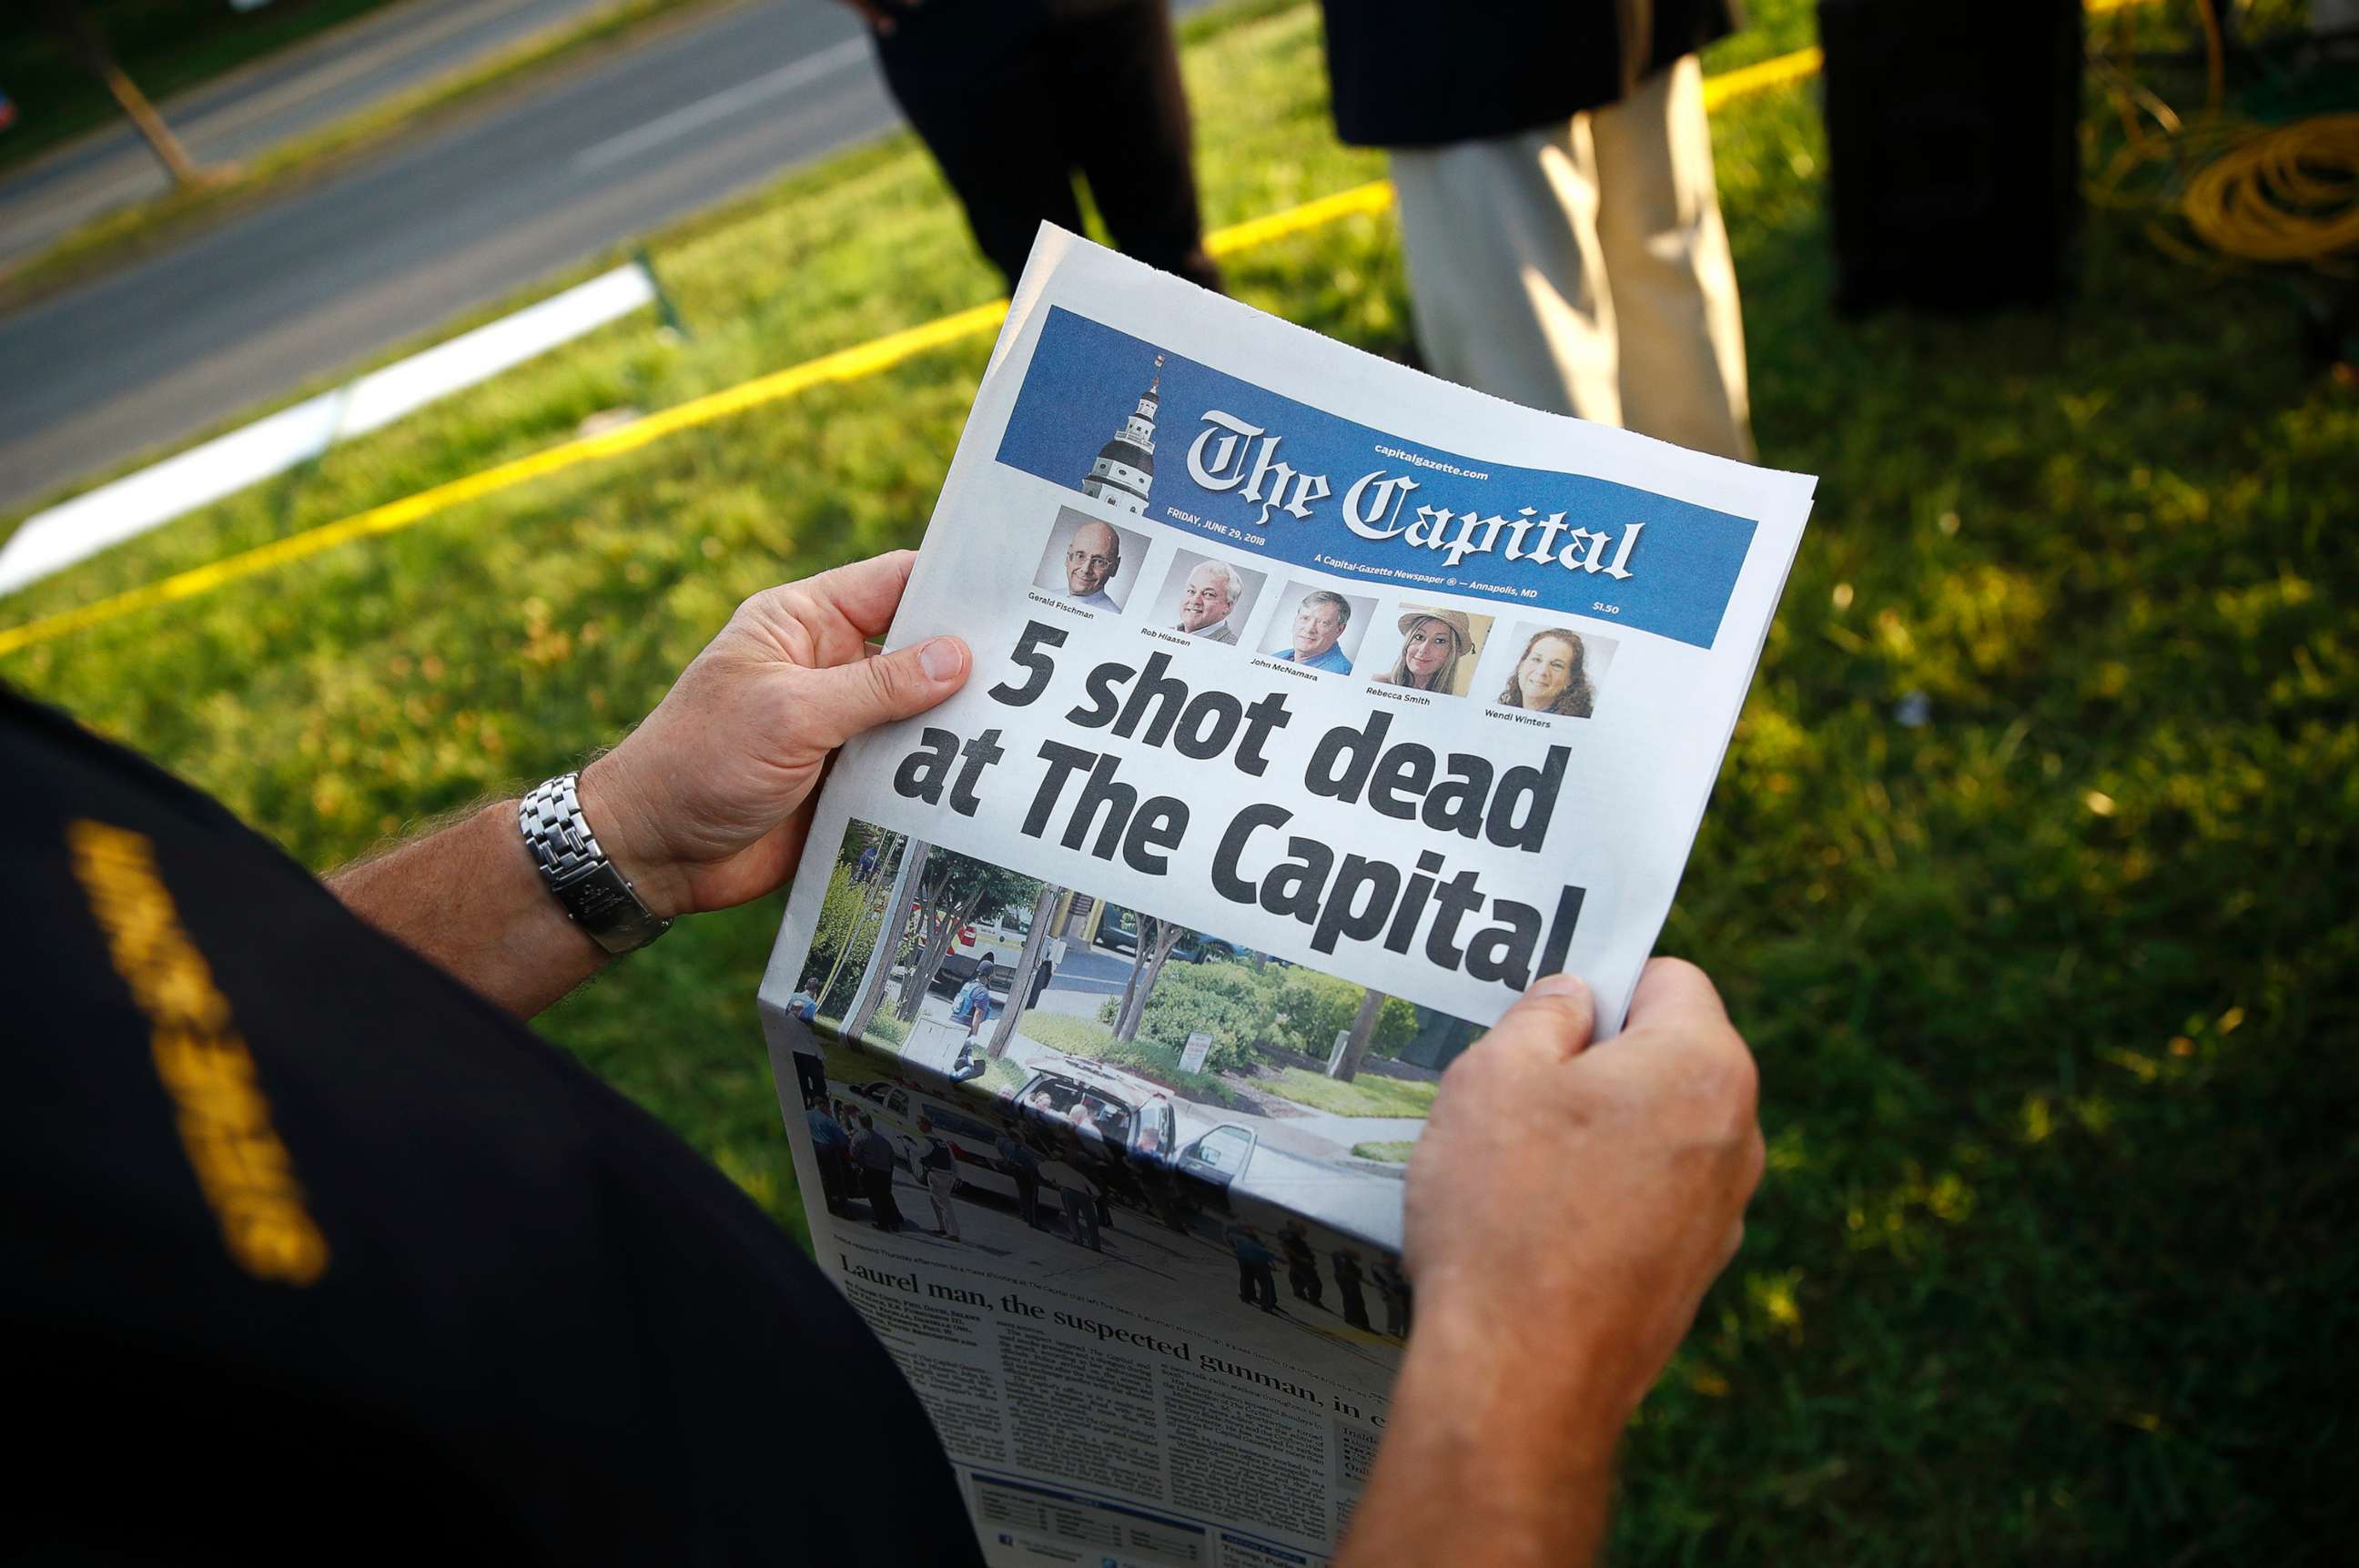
[1081,354,1163,515]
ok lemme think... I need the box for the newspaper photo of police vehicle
[758,228,1813,1565]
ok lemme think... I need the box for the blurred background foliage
[4,0,2354,1558]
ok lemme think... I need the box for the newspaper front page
[757,228,1815,1565]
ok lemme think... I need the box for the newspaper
[757,228,1814,1565]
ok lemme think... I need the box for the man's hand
[331,551,966,1017]
[1407,959,1763,1422]
[581,550,969,919]
[1339,960,1763,1568]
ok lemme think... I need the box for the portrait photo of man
[1151,550,1263,645]
[1032,508,1149,612]
[1264,583,1373,674]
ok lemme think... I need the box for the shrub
[1097,959,1281,1074]
[802,865,886,1013]
[1270,970,1419,1060]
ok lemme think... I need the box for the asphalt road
[0,0,895,512]
[0,0,630,268]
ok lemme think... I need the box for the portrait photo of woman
[1373,606,1486,697]
[1497,625,1612,718]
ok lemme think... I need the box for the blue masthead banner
[994,308,1756,650]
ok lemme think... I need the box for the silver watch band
[519,773,673,956]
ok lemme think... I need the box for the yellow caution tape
[17,16,2151,659]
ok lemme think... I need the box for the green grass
[1261,1067,1438,1119]
[851,1011,909,1050]
[6,0,2355,1559]
[1007,1005,1432,1118]
[1350,1141,1415,1164]
[978,1054,1029,1097]
[1011,1013,1240,1106]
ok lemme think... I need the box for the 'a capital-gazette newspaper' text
[759,229,1814,1567]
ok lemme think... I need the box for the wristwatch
[518,773,673,955]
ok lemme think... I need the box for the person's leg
[873,5,1082,288]
[1589,55,1754,460]
[1388,122,1620,421]
[1237,1259,1257,1305]
[1057,0,1220,290]
[930,1171,959,1239]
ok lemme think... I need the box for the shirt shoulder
[0,688,981,1563]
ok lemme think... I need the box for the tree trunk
[1111,926,1151,1040]
[897,885,983,1021]
[847,840,924,1041]
[990,884,1063,1058]
[816,834,896,1009]
[892,865,953,1017]
[1110,948,1143,1037]
[1113,920,1185,1042]
[1328,988,1386,1082]
[1117,949,1162,1041]
[49,2,203,186]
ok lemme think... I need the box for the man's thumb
[806,636,970,745]
[1483,972,1598,1065]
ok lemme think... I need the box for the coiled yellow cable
[2089,2,2359,273]
[2182,113,2359,264]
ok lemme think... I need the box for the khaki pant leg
[1388,125,1622,423]
[1588,55,1755,460]
[927,1169,959,1239]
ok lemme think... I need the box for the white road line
[0,264,657,597]
[570,35,872,174]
